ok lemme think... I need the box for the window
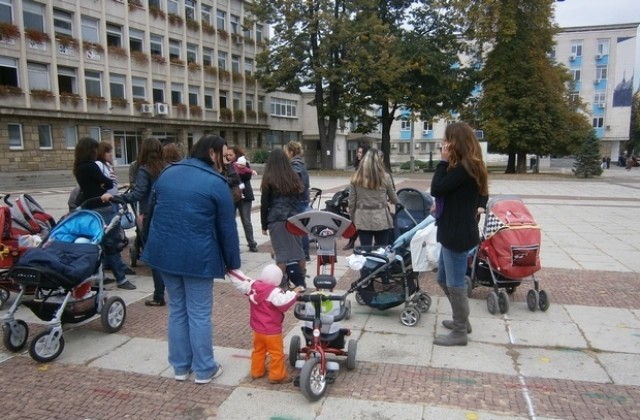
[596,65,607,81]
[571,69,581,82]
[594,92,605,106]
[171,83,183,105]
[246,94,254,111]
[65,125,78,149]
[38,125,52,149]
[23,1,44,32]
[270,98,297,117]
[106,24,122,47]
[400,120,411,131]
[167,0,179,15]
[258,96,265,113]
[81,16,99,42]
[597,39,610,56]
[88,126,100,142]
[152,80,165,103]
[216,10,226,31]
[129,29,144,52]
[204,88,214,109]
[244,58,253,75]
[53,9,73,37]
[131,77,146,101]
[219,90,227,109]
[57,66,77,94]
[188,85,198,106]
[231,55,240,73]
[110,73,126,99]
[592,117,604,128]
[256,24,263,43]
[0,0,12,24]
[218,51,227,69]
[201,5,212,25]
[244,23,252,40]
[233,91,241,109]
[202,47,213,66]
[149,0,161,9]
[570,41,582,57]
[85,70,102,97]
[8,123,23,149]
[185,0,195,21]
[27,62,49,90]
[568,91,580,103]
[150,34,163,56]
[0,56,18,87]
[187,43,197,63]
[230,14,240,34]
[423,121,433,132]
[169,39,181,59]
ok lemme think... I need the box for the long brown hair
[73,137,99,177]
[137,137,165,178]
[351,149,387,190]
[96,141,113,164]
[261,148,303,196]
[444,122,489,195]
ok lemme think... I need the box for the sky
[553,0,640,27]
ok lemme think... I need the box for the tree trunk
[505,152,516,173]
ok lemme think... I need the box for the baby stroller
[1,197,128,363]
[467,195,548,314]
[348,216,434,327]
[393,188,433,239]
[286,210,357,402]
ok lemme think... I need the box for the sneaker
[269,376,293,384]
[195,364,223,384]
[175,369,192,381]
[117,280,137,290]
[124,267,137,275]
[145,299,165,307]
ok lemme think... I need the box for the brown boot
[434,287,469,346]
[439,283,472,333]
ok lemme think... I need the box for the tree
[627,91,640,155]
[573,133,603,178]
[450,0,592,173]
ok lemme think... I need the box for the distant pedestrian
[229,264,303,384]
[142,134,241,384]
[227,145,259,252]
[343,144,371,250]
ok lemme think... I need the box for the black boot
[434,286,469,346]
[439,283,472,333]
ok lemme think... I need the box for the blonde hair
[284,141,303,157]
[351,149,387,189]
[444,122,489,195]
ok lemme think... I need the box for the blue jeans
[96,206,128,284]
[436,245,472,288]
[162,272,219,380]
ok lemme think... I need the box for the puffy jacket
[248,281,298,334]
[141,158,241,278]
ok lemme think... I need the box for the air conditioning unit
[569,55,576,61]
[155,102,169,116]
[598,103,605,109]
[596,54,602,59]
[140,103,153,114]
[594,79,601,84]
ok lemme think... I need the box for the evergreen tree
[573,133,603,178]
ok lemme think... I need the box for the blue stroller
[1,198,128,363]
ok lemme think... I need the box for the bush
[399,159,429,170]
[573,133,603,178]
[251,150,270,164]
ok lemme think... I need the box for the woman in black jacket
[430,122,488,346]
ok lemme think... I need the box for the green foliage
[573,134,603,178]
[399,160,432,170]
[251,150,270,164]
[627,92,640,155]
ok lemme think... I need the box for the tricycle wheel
[29,330,64,363]
[289,335,301,367]
[101,296,126,333]
[300,357,327,402]
[3,319,29,352]
[346,339,357,370]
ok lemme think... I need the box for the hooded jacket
[247,281,298,334]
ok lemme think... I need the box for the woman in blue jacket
[430,122,488,347]
[142,134,241,384]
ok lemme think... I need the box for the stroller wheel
[538,290,550,312]
[300,357,328,402]
[0,287,9,309]
[289,335,301,367]
[346,339,357,370]
[355,292,366,306]
[417,293,431,313]
[527,289,540,312]
[29,330,65,363]
[487,291,499,315]
[101,296,127,333]
[3,319,29,352]
[498,290,510,314]
[400,307,421,327]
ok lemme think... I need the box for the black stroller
[1,198,128,362]
[393,188,433,239]
[348,216,434,327]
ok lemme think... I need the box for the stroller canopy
[49,210,105,244]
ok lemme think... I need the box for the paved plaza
[1,167,639,419]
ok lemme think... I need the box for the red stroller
[467,195,549,314]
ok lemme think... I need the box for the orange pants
[252,331,287,381]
